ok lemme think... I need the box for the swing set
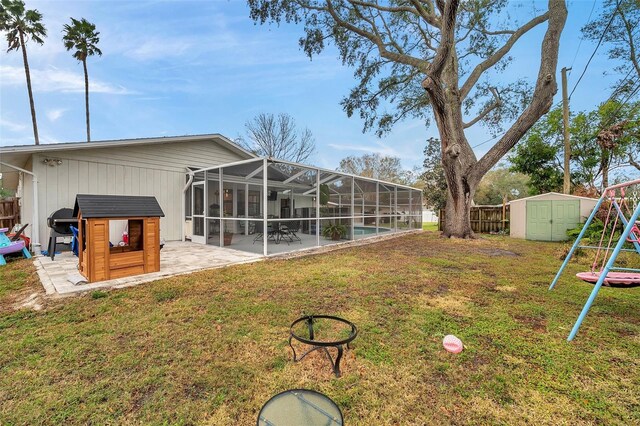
[550,178,640,341]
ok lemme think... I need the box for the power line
[568,0,598,75]
[568,0,619,100]
[471,135,499,149]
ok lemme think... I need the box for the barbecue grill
[46,208,76,260]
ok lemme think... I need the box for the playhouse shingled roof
[73,194,165,218]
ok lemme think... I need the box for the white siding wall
[28,139,248,245]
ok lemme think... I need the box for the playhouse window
[109,219,144,253]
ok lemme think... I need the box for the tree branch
[425,0,460,80]
[460,12,549,100]
[630,153,640,171]
[325,0,429,70]
[409,0,440,27]
[472,0,567,183]
[617,4,640,78]
[463,87,501,128]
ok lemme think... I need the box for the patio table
[257,389,343,426]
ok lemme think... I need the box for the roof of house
[73,194,165,218]
[0,133,253,158]
[508,192,599,204]
[0,133,255,189]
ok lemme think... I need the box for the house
[0,134,254,254]
[1,134,424,258]
[509,192,599,241]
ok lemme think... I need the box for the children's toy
[0,227,32,266]
[550,178,640,341]
[443,335,463,353]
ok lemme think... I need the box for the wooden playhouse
[73,194,164,282]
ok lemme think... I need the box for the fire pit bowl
[289,315,358,377]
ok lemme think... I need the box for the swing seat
[576,271,640,287]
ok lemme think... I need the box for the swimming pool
[353,226,390,235]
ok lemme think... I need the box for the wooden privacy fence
[439,205,510,234]
[0,198,20,230]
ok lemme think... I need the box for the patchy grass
[0,257,41,310]
[423,222,439,232]
[0,233,638,425]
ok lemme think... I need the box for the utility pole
[561,67,571,194]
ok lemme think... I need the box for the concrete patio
[35,241,263,296]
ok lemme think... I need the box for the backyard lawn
[0,231,638,425]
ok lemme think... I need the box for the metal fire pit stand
[289,315,358,378]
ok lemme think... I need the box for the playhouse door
[192,181,205,244]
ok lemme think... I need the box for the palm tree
[62,18,101,142]
[0,0,46,145]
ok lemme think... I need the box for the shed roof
[508,192,599,205]
[73,194,165,218]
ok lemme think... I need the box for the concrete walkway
[35,241,263,296]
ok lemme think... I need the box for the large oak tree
[248,0,567,237]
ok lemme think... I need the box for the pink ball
[443,334,463,353]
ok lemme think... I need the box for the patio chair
[270,221,286,245]
[69,225,79,256]
[253,221,265,244]
[281,221,301,244]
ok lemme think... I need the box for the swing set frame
[549,178,640,341]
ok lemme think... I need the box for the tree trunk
[601,151,610,189]
[443,179,475,238]
[428,0,566,238]
[83,58,91,142]
[19,30,39,146]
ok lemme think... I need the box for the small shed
[73,194,165,282]
[509,192,598,241]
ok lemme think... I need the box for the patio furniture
[289,315,358,378]
[280,220,302,244]
[69,225,79,256]
[47,208,77,260]
[0,227,32,266]
[257,389,343,426]
[253,221,266,244]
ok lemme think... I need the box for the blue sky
[0,0,623,171]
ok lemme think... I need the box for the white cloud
[0,118,27,133]
[125,39,193,61]
[46,108,66,122]
[328,142,401,157]
[0,65,134,95]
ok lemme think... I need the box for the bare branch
[463,87,502,128]
[460,12,549,100]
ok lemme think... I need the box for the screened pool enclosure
[185,158,423,256]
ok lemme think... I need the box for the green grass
[0,233,638,425]
[423,221,439,231]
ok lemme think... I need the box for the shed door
[526,200,580,241]
[551,200,580,241]
[526,201,552,241]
